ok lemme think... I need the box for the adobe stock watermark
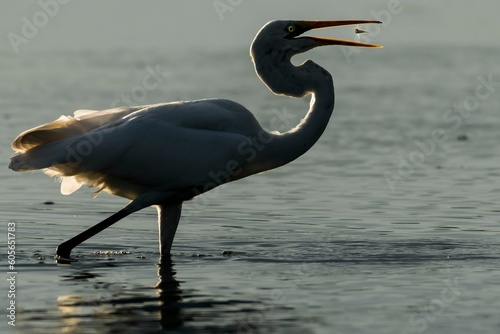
[400,277,461,334]
[7,0,71,54]
[213,0,244,21]
[110,65,170,108]
[384,73,499,191]
[64,65,169,166]
[341,0,412,63]
[6,222,17,327]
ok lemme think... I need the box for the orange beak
[299,20,383,48]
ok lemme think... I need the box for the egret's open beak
[299,20,383,48]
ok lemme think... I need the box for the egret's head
[251,19,381,60]
[250,20,382,96]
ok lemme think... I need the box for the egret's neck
[255,60,335,171]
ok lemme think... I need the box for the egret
[9,20,381,260]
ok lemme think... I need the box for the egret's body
[9,20,381,260]
[13,99,264,198]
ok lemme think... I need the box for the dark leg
[55,195,156,260]
[56,190,194,261]
[56,208,134,260]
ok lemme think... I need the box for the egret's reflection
[155,255,184,329]
[52,256,277,334]
[56,257,185,333]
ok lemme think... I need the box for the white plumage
[11,100,261,199]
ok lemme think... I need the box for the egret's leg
[56,197,152,260]
[157,202,182,256]
[56,207,135,260]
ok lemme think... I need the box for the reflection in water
[39,256,273,334]
[16,238,500,334]
[55,257,185,333]
[155,257,184,330]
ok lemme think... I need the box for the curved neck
[249,61,335,173]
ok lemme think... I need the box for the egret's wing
[66,114,253,196]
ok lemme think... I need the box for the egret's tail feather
[9,114,85,172]
[9,106,144,195]
[11,106,138,154]
[9,140,99,195]
[12,116,75,153]
[9,140,69,171]
[9,105,142,170]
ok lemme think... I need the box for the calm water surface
[1,45,500,333]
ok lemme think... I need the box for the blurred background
[0,0,499,52]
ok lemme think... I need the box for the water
[1,43,500,333]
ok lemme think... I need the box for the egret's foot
[158,253,173,266]
[158,252,173,264]
[55,242,75,263]
[54,254,75,264]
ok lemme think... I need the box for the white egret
[9,20,381,260]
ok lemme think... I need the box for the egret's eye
[287,25,296,33]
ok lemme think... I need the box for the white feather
[61,177,84,195]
